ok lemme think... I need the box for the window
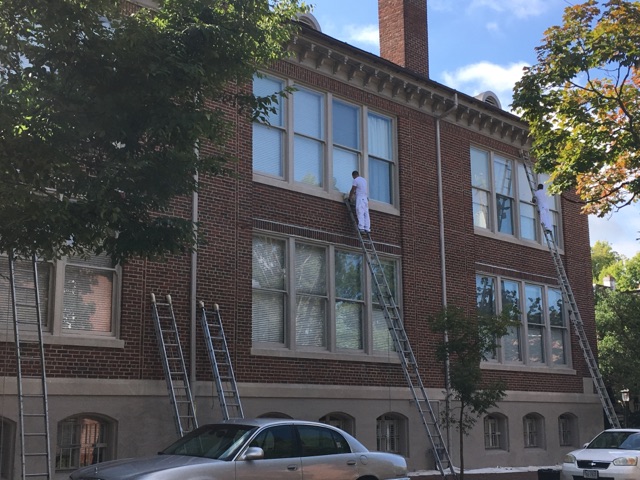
[56,415,114,471]
[253,74,396,206]
[518,163,537,241]
[297,425,351,457]
[501,279,522,362]
[319,412,355,436]
[470,146,561,245]
[0,254,120,339]
[476,274,569,367]
[376,413,406,455]
[558,413,577,447]
[294,87,325,186]
[249,425,296,459]
[484,414,507,450]
[523,413,544,448]
[253,75,285,177]
[0,418,14,480]
[252,235,398,356]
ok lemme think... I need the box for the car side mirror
[240,447,264,461]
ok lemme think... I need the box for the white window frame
[470,146,562,248]
[558,413,577,447]
[0,254,122,345]
[253,73,399,213]
[523,413,545,449]
[476,274,570,368]
[376,413,407,455]
[484,414,507,450]
[251,234,399,357]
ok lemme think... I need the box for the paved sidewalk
[409,466,561,480]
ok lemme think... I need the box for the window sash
[484,417,501,449]
[524,417,538,447]
[63,256,115,334]
[477,274,567,366]
[252,74,397,207]
[471,147,561,244]
[472,188,490,229]
[0,258,51,328]
[253,124,284,178]
[559,416,572,446]
[252,235,398,355]
[0,254,118,339]
[377,417,400,453]
[56,417,108,471]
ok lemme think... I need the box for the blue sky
[307,0,640,259]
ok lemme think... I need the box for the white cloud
[441,61,529,109]
[468,0,549,19]
[485,21,500,33]
[343,24,380,48]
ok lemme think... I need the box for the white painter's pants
[539,207,552,231]
[356,196,370,232]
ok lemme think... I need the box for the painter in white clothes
[349,170,370,233]
[533,183,553,232]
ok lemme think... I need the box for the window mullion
[361,106,368,177]
[285,79,294,184]
[325,93,332,193]
[488,152,497,233]
[327,245,336,352]
[286,237,296,350]
[495,275,505,364]
[51,257,67,336]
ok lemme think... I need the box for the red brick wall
[379,0,430,77]
[0,44,595,399]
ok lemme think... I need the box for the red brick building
[0,0,601,477]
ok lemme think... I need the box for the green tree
[592,241,623,282]
[600,252,640,290]
[512,0,640,216]
[430,306,517,479]
[0,0,306,261]
[595,287,640,426]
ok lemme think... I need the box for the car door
[296,424,358,480]
[235,424,302,480]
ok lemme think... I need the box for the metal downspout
[190,170,199,391]
[435,93,458,457]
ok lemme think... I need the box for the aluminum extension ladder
[199,303,244,420]
[520,152,620,429]
[150,293,198,436]
[344,200,458,479]
[8,252,51,480]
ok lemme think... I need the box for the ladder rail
[521,154,620,429]
[345,200,458,479]
[150,293,198,436]
[9,252,52,480]
[199,302,244,420]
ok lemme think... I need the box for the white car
[561,428,640,480]
[69,418,409,480]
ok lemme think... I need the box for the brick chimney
[378,0,429,78]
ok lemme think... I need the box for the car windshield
[587,431,640,450]
[162,424,258,460]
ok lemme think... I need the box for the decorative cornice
[288,33,530,148]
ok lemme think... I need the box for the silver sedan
[69,418,409,480]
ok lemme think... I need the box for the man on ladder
[349,170,370,233]
[533,183,553,235]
